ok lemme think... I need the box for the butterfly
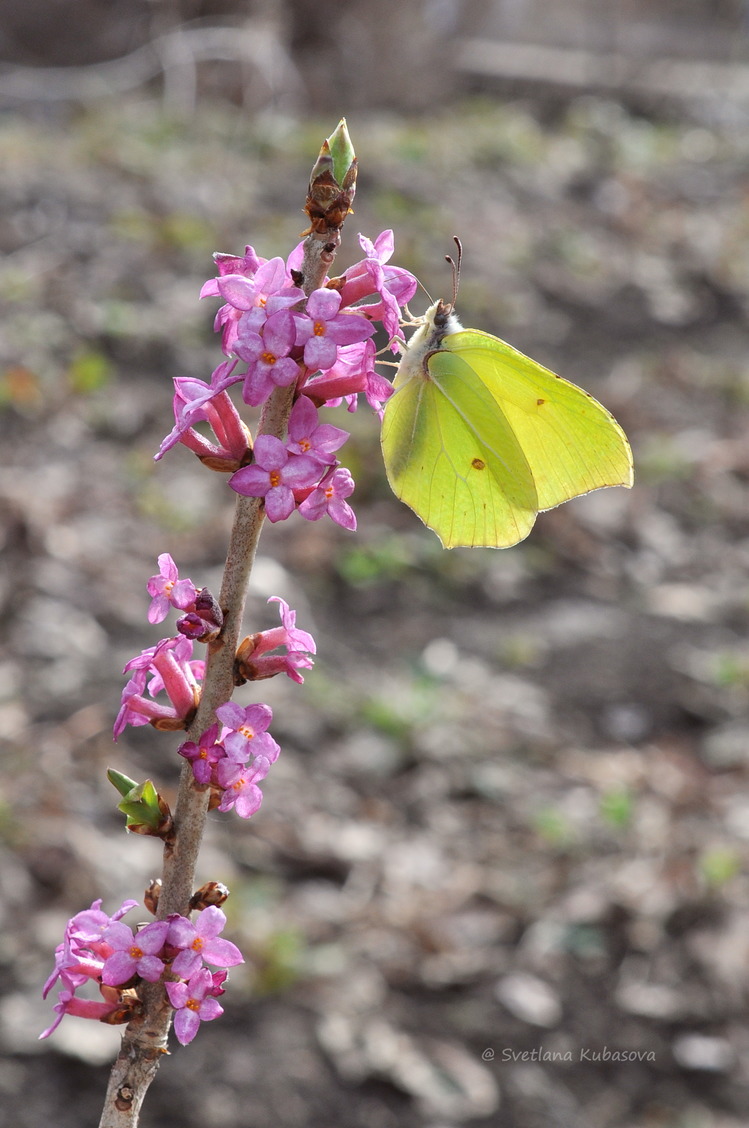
[381,290,633,550]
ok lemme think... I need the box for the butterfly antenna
[444,237,463,309]
[416,277,433,305]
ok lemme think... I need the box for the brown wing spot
[536,398,546,406]
[471,457,486,470]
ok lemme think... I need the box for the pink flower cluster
[160,230,417,532]
[177,705,272,820]
[115,561,313,772]
[41,899,243,1045]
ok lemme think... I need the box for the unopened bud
[189,881,230,912]
[304,118,357,236]
[144,878,162,916]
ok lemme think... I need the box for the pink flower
[299,466,357,531]
[42,898,138,1000]
[215,701,279,763]
[178,722,226,785]
[216,257,301,312]
[295,288,375,371]
[40,989,123,1040]
[101,920,169,986]
[337,230,418,347]
[167,906,244,979]
[303,339,393,416]
[286,395,349,464]
[235,309,300,407]
[146,554,199,624]
[114,636,203,740]
[165,968,224,1045]
[228,435,320,522]
[216,755,271,818]
[155,361,246,462]
[234,596,316,686]
[202,251,303,355]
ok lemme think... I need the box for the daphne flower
[155,362,248,466]
[167,906,244,979]
[101,920,169,986]
[228,435,320,522]
[215,701,280,763]
[295,288,375,371]
[114,636,203,740]
[235,309,300,407]
[299,466,357,531]
[165,968,224,1046]
[286,395,349,464]
[146,554,199,624]
[178,723,226,785]
[216,755,271,818]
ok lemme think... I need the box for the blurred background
[1,2,749,1126]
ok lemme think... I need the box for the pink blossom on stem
[178,722,226,785]
[337,230,418,347]
[215,701,280,763]
[234,597,316,685]
[43,898,138,1000]
[298,466,357,531]
[204,252,303,355]
[295,287,375,371]
[216,754,271,818]
[40,989,123,1040]
[303,339,393,416]
[146,554,199,625]
[286,395,349,464]
[165,968,224,1046]
[216,257,300,312]
[235,309,300,407]
[167,906,244,979]
[265,596,317,655]
[101,919,170,986]
[155,361,246,463]
[228,435,320,522]
[114,636,203,740]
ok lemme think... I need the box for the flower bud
[304,118,357,236]
[144,878,162,916]
[189,881,230,912]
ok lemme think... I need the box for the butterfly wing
[381,347,542,548]
[442,330,634,512]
